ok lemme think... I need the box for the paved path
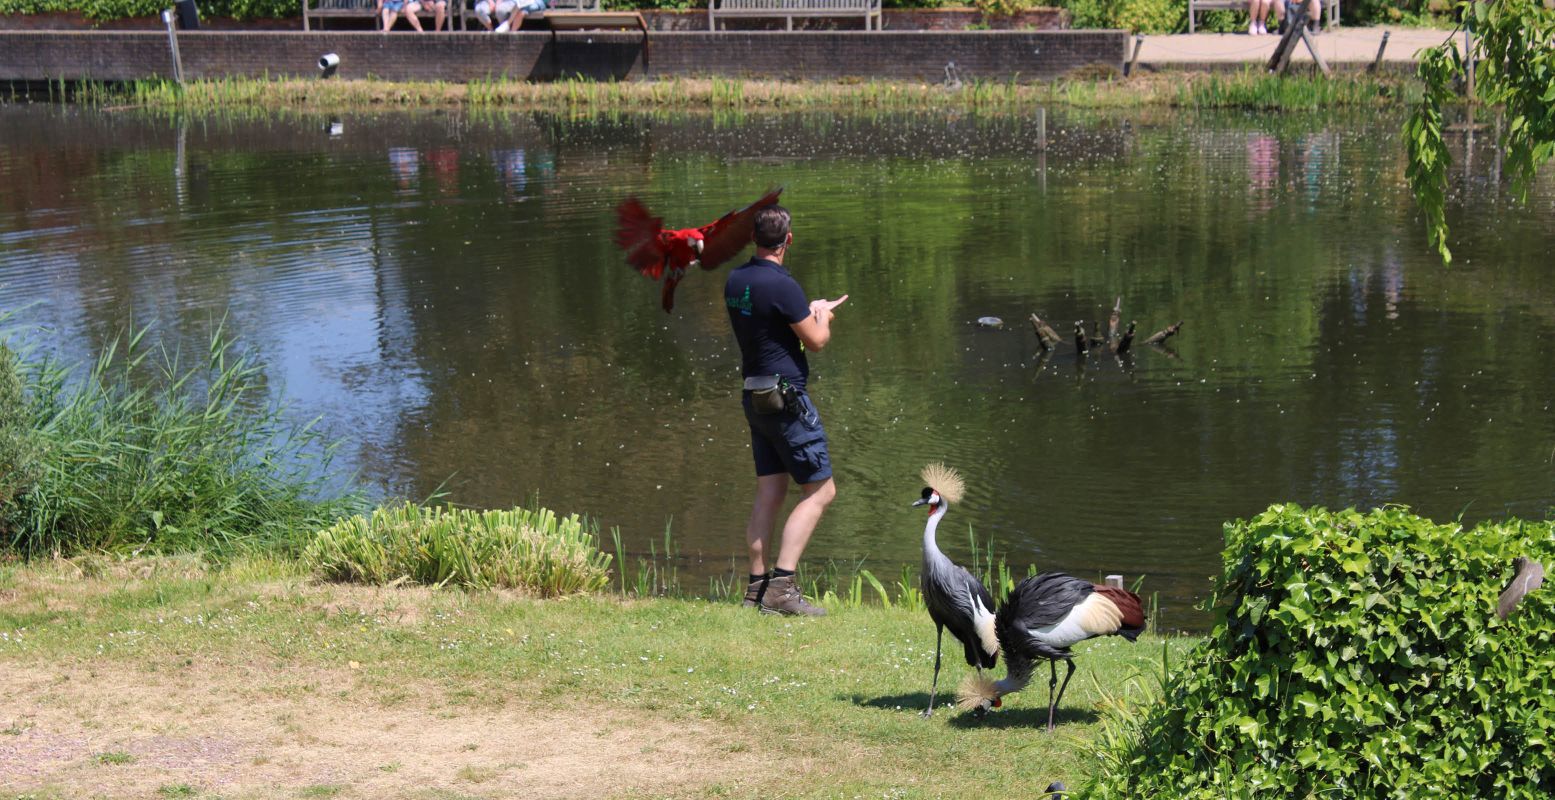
[1138,25,1460,65]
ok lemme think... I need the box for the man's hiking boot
[742,575,770,609]
[759,575,827,617]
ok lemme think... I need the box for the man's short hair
[753,205,791,249]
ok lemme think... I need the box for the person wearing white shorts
[473,0,516,29]
[490,0,546,31]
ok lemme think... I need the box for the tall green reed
[3,318,362,557]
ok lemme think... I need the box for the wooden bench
[302,0,465,31]
[545,10,647,32]
[459,0,600,30]
[1188,0,1339,33]
[707,0,882,31]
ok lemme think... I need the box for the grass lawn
[0,556,1194,799]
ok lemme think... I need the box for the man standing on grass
[725,204,847,617]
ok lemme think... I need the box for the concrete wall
[0,30,1126,83]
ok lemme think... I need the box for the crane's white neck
[923,502,949,555]
[997,656,1034,697]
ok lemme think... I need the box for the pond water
[2,104,1552,627]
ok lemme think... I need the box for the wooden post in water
[1368,30,1390,74]
[1464,20,1475,102]
[1035,107,1047,152]
[1268,0,1322,76]
[161,8,184,85]
[1126,34,1144,78]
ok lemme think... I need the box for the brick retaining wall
[0,30,1126,83]
[0,8,1065,31]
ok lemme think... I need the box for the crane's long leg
[1045,659,1059,732]
[1048,660,1077,732]
[923,625,944,718]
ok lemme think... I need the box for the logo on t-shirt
[727,284,753,316]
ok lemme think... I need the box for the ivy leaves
[1088,505,1555,798]
[1406,0,1555,264]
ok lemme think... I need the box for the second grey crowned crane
[913,463,999,717]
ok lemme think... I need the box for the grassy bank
[62,70,1419,113]
[0,555,1192,799]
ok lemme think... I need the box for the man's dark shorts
[742,391,832,485]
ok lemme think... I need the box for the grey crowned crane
[957,572,1145,731]
[913,463,999,718]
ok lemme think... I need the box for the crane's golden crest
[919,463,966,505]
[956,673,1000,712]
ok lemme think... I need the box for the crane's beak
[910,499,928,508]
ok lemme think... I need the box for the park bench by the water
[1187,0,1339,33]
[302,0,386,31]
[707,0,882,31]
[300,0,605,31]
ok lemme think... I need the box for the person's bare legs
[507,10,525,30]
[381,6,397,29]
[1247,0,1264,33]
[746,473,789,576]
[774,477,836,572]
[432,1,445,31]
[404,2,425,30]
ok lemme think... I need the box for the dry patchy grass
[1,659,762,799]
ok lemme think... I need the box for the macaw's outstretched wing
[615,196,670,280]
[694,187,783,270]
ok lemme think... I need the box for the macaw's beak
[692,237,704,254]
[911,499,928,508]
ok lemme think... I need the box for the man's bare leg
[746,473,789,576]
[756,476,834,615]
[775,477,836,572]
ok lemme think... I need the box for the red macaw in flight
[614,188,783,313]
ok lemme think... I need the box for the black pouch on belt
[744,374,786,415]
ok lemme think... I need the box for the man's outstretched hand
[811,295,849,321]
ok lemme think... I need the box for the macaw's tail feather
[660,273,680,313]
[615,196,669,280]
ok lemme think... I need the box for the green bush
[1052,0,1182,32]
[0,343,41,539]
[1087,505,1555,798]
[6,323,361,557]
[0,0,298,21]
[304,503,615,596]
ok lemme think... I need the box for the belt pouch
[744,375,786,415]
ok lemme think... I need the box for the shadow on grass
[847,692,1099,729]
[946,704,1100,730]
[848,691,933,714]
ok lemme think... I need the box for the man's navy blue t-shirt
[725,257,811,391]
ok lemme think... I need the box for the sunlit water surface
[2,105,1553,627]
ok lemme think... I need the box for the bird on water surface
[913,463,999,718]
[958,572,1145,731]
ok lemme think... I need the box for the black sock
[748,573,769,585]
[772,567,796,579]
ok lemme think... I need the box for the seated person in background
[493,0,547,31]
[411,0,449,30]
[473,0,516,30]
[379,0,425,30]
[1274,0,1322,34]
[1246,0,1270,34]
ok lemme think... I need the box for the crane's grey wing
[924,563,998,669]
[1001,573,1092,629]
